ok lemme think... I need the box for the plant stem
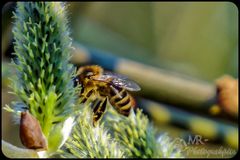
[2,140,39,158]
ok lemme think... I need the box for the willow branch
[2,140,39,158]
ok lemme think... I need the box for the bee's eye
[73,77,79,87]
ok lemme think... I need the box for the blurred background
[2,2,238,158]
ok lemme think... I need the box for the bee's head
[77,65,103,80]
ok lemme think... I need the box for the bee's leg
[92,97,108,127]
[79,89,94,104]
[80,84,85,94]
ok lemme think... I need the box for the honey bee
[74,65,141,126]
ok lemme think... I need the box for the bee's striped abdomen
[109,87,133,116]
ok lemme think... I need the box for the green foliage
[57,106,183,158]
[156,133,183,158]
[105,108,183,158]
[54,106,125,158]
[105,109,157,157]
[6,2,77,153]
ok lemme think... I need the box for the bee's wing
[93,71,141,92]
[103,71,129,79]
[111,78,141,91]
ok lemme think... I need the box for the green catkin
[54,106,125,158]
[8,2,77,153]
[56,106,183,158]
